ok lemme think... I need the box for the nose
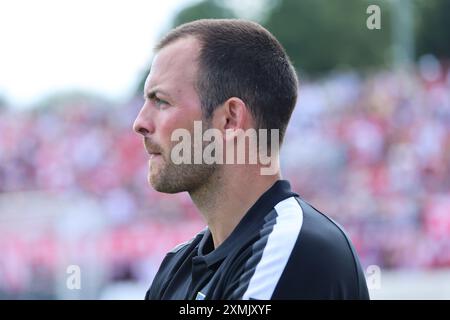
[133,103,155,137]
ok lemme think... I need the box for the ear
[212,97,249,133]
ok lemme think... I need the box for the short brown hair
[156,19,298,145]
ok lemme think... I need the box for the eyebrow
[143,89,171,100]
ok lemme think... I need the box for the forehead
[145,36,201,94]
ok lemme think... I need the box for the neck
[189,165,281,249]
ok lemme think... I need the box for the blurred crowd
[0,63,449,297]
[283,65,450,270]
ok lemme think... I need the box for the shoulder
[275,197,369,299]
[163,227,207,262]
[232,196,368,299]
[145,228,207,300]
[251,195,359,260]
[168,236,199,254]
[261,196,361,267]
[294,198,361,271]
[296,198,353,250]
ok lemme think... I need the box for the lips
[144,138,163,158]
[149,153,161,159]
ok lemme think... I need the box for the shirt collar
[195,179,298,267]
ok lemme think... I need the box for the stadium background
[0,0,449,299]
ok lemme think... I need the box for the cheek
[159,119,176,145]
[158,112,192,150]
[161,108,202,140]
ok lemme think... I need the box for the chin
[148,174,183,194]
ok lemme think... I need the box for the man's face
[133,37,217,193]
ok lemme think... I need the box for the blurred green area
[415,0,450,59]
[136,0,450,95]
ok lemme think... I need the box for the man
[133,19,369,300]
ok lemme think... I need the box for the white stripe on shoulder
[242,196,303,300]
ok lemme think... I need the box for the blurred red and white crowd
[0,63,449,297]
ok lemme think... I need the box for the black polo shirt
[145,180,369,300]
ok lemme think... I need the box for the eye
[154,97,169,109]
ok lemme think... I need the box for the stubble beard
[148,140,218,194]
